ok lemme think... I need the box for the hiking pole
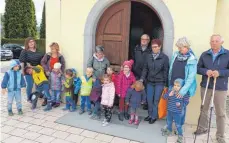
[194,76,210,143]
[207,77,217,143]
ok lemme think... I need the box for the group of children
[1,59,189,141]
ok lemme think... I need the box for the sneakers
[193,129,208,135]
[118,112,124,121]
[124,112,130,120]
[162,128,172,136]
[79,110,85,115]
[53,103,60,108]
[18,109,23,115]
[134,120,139,125]
[102,121,109,127]
[128,119,134,124]
[102,119,107,124]
[216,136,226,143]
[43,106,52,111]
[91,114,101,120]
[8,110,13,116]
[176,135,183,143]
[88,110,92,115]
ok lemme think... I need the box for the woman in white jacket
[101,74,115,126]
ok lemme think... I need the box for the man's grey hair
[176,37,191,48]
[141,34,150,40]
[211,34,224,42]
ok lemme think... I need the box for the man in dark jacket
[132,34,151,79]
[195,34,229,143]
[132,34,151,110]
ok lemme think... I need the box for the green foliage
[4,0,37,38]
[1,38,46,54]
[40,2,46,38]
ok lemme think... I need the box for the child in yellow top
[79,67,94,115]
[24,65,52,111]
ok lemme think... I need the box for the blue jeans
[8,90,22,111]
[25,75,34,100]
[36,83,51,102]
[51,90,61,103]
[181,106,186,126]
[146,84,164,119]
[167,111,183,136]
[80,96,91,111]
[65,96,76,110]
[93,100,101,115]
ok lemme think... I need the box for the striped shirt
[164,90,189,113]
[19,50,43,66]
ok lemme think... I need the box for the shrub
[1,38,46,54]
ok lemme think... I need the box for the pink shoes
[129,119,139,125]
[134,120,139,125]
[129,119,134,124]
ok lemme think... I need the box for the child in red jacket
[116,60,136,121]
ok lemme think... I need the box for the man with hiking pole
[195,34,229,143]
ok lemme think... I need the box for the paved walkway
[0,60,229,143]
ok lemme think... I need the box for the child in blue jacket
[1,60,26,116]
[162,78,189,143]
[71,68,81,107]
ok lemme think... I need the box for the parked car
[2,44,24,59]
[0,47,13,60]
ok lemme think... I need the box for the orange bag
[158,88,168,119]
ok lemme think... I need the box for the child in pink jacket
[101,74,115,127]
[116,60,136,121]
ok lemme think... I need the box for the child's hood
[71,68,77,75]
[174,78,185,87]
[10,60,21,70]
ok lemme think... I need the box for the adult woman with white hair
[168,37,198,126]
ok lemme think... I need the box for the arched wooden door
[96,1,131,71]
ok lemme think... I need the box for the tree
[4,0,37,38]
[1,14,5,38]
[40,2,45,38]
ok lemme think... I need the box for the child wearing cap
[1,60,26,116]
[49,62,64,108]
[116,60,136,121]
[162,78,189,143]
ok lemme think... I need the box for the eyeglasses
[152,46,159,48]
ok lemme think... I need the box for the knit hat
[10,60,20,69]
[174,78,185,87]
[123,59,134,69]
[54,63,61,69]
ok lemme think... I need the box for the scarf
[177,51,191,61]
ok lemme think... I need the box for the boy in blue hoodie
[162,78,189,143]
[71,68,81,107]
[1,60,26,116]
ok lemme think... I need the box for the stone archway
[83,0,174,70]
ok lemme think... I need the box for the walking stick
[207,77,217,143]
[194,77,210,143]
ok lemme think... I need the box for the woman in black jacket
[140,39,169,124]
[19,37,44,102]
